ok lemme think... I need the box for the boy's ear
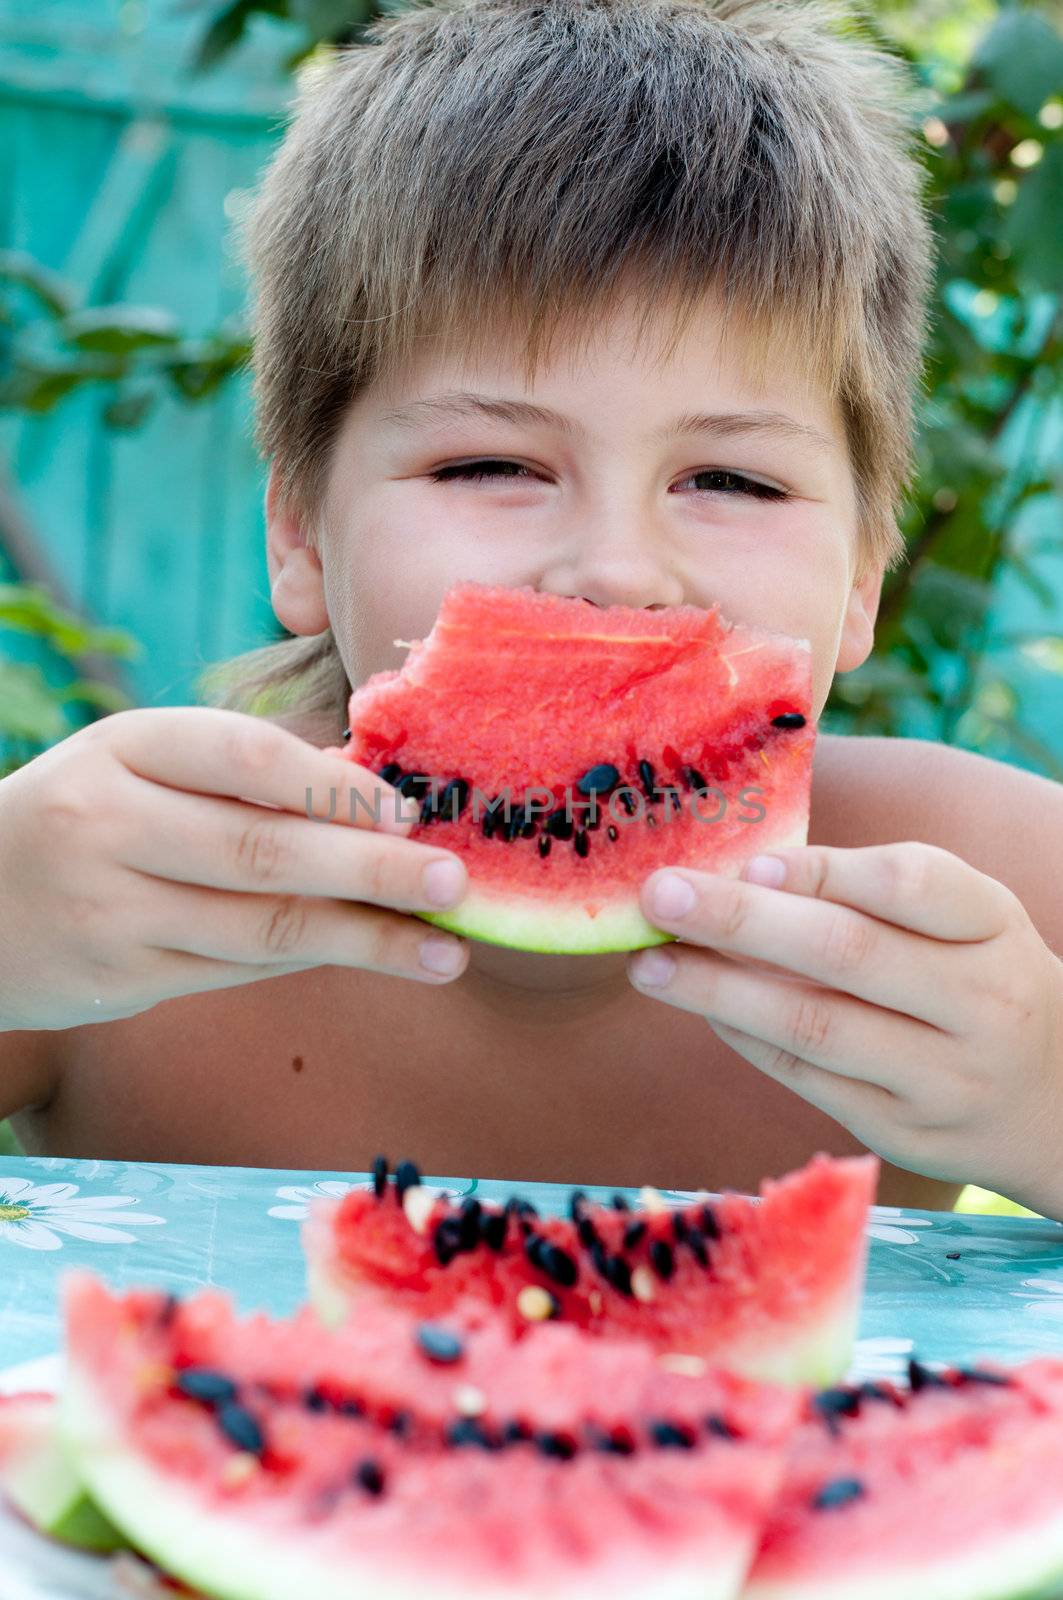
[834,559,885,674]
[265,467,330,636]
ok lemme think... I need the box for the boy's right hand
[0,707,470,1032]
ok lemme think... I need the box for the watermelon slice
[331,583,815,953]
[0,1389,126,1552]
[59,1272,801,1600]
[741,1357,1063,1599]
[304,1152,878,1386]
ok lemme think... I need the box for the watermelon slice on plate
[330,583,816,953]
[57,1272,801,1600]
[304,1152,878,1386]
[741,1356,1063,1599]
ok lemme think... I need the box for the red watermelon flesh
[330,583,815,953]
[304,1152,877,1387]
[59,1272,801,1600]
[741,1358,1063,1599]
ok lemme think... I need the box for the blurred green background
[1,2,1061,1218]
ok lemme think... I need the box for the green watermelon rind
[416,819,810,953]
[59,1352,758,1600]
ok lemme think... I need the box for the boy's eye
[428,459,789,500]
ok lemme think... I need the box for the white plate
[0,1355,176,1599]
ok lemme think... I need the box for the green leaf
[0,663,70,742]
[1019,636,1063,674]
[1006,143,1063,291]
[0,584,140,661]
[103,386,158,430]
[54,678,134,714]
[972,10,1063,119]
[61,305,181,355]
[191,0,262,72]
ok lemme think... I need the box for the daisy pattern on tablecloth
[268,1179,471,1222]
[0,1178,165,1251]
[843,1334,916,1385]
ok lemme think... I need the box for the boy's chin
[463,938,631,994]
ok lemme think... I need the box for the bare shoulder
[812,732,1063,951]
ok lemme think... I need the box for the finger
[638,864,971,1031]
[707,1018,898,1135]
[133,872,469,983]
[114,776,467,915]
[627,943,943,1091]
[102,706,413,837]
[741,841,1017,941]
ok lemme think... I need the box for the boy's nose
[551,509,687,611]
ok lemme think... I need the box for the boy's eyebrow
[379,391,837,456]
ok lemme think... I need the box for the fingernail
[631,949,676,989]
[422,858,466,908]
[420,935,465,976]
[649,872,696,921]
[743,854,786,888]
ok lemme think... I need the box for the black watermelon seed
[605,1254,634,1297]
[377,761,400,784]
[502,1419,533,1444]
[650,1239,675,1281]
[433,1216,464,1265]
[458,1198,482,1249]
[157,1293,180,1329]
[541,1243,579,1288]
[637,760,656,798]
[618,788,638,816]
[343,728,353,744]
[586,1423,636,1456]
[338,1398,365,1417]
[959,1366,1012,1387]
[354,1458,386,1497]
[858,1382,897,1405]
[419,792,437,825]
[650,1420,696,1449]
[908,1358,949,1392]
[623,1219,648,1250]
[686,1229,709,1268]
[700,1205,720,1241]
[372,1155,388,1198]
[303,1385,330,1413]
[590,1240,611,1280]
[388,1409,412,1437]
[508,1198,540,1220]
[546,811,574,841]
[607,824,619,842]
[446,1417,500,1450]
[522,813,537,838]
[176,1368,238,1406]
[573,828,590,858]
[524,1233,549,1271]
[503,808,525,843]
[771,713,807,730]
[705,1413,740,1441]
[415,1322,465,1365]
[538,835,551,858]
[482,810,497,839]
[577,764,620,796]
[438,778,469,820]
[683,767,708,793]
[672,1213,689,1245]
[217,1403,265,1456]
[946,1252,961,1261]
[480,1208,508,1251]
[568,1190,589,1221]
[536,1430,578,1460]
[611,1195,631,1213]
[577,1215,600,1249]
[812,1476,865,1512]
[668,789,682,812]
[813,1388,861,1434]
[394,1159,422,1199]
[397,772,431,799]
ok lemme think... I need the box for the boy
[2,0,1062,1216]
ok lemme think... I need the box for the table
[3,1154,1063,1380]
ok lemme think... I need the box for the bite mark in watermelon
[741,1358,1063,1599]
[58,1272,801,1600]
[331,584,816,953]
[304,1152,878,1387]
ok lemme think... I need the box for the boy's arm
[0,1027,61,1124]
[625,734,1063,1221]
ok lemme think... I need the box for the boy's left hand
[627,842,1063,1215]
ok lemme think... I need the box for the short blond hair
[203,0,934,726]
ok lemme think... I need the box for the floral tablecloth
[2,1155,1063,1382]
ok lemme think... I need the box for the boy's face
[267,289,883,714]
